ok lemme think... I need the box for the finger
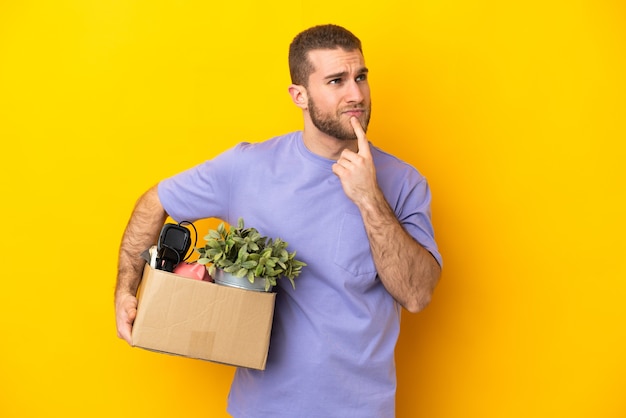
[122,308,136,344]
[116,297,137,344]
[121,325,133,345]
[338,148,356,163]
[350,117,370,156]
[116,315,132,343]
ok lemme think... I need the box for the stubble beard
[308,97,371,141]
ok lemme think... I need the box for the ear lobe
[288,84,308,109]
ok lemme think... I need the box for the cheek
[316,98,339,114]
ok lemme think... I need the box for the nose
[345,80,365,104]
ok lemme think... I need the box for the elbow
[404,265,441,314]
[403,292,433,314]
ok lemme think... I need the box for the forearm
[332,118,440,311]
[358,188,441,313]
[116,185,168,300]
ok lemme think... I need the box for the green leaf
[248,253,260,261]
[238,244,248,259]
[206,239,222,249]
[266,267,281,277]
[224,265,239,273]
[255,263,264,277]
[206,248,222,258]
[241,260,258,269]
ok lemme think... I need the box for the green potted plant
[196,218,306,292]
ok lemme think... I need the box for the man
[116,24,442,417]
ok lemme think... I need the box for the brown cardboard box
[132,265,276,370]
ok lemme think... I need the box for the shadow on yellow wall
[1,1,625,417]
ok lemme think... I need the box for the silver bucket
[212,268,272,292]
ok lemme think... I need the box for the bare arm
[115,185,168,344]
[332,118,441,313]
[354,187,441,312]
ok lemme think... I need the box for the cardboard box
[132,265,276,370]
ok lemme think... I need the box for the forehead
[307,48,366,78]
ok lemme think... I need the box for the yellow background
[1,1,625,417]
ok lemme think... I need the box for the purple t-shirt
[158,131,441,418]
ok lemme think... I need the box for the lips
[341,108,365,117]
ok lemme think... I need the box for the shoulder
[235,131,302,154]
[213,132,302,168]
[371,145,426,183]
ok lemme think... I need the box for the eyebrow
[323,67,369,81]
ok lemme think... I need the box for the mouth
[342,108,365,117]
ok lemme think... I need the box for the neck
[301,114,357,160]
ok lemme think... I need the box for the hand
[115,292,138,345]
[332,117,379,205]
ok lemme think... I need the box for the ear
[288,84,308,110]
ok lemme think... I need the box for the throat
[302,130,357,160]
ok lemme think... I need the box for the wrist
[355,186,387,214]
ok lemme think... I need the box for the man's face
[305,48,371,140]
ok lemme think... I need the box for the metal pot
[212,268,272,292]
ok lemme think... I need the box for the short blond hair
[288,24,363,87]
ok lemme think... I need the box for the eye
[328,78,342,85]
[356,74,368,82]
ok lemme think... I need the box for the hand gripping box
[131,265,276,370]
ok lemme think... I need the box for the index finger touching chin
[350,116,365,137]
[350,117,370,155]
